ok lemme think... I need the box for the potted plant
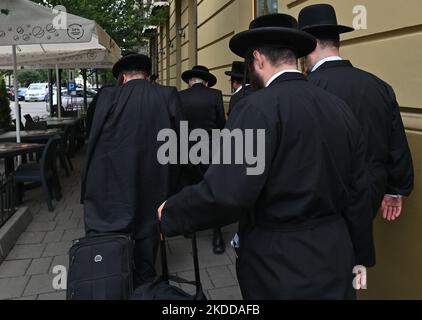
[0,78,12,133]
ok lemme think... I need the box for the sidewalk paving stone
[23,274,56,296]
[43,229,64,243]
[38,291,66,300]
[0,276,29,300]
[5,244,45,260]
[0,260,31,278]
[42,242,73,257]
[16,232,46,245]
[26,257,53,276]
[0,149,243,300]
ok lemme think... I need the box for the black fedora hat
[182,65,217,87]
[298,4,354,39]
[112,53,152,79]
[229,13,316,58]
[225,61,246,80]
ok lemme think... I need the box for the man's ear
[253,50,264,70]
[122,73,128,85]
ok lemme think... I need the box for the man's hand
[381,195,403,221]
[157,201,166,221]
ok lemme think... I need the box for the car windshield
[28,84,46,90]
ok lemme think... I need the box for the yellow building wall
[157,0,254,103]
[281,0,422,299]
[197,0,253,105]
[157,0,422,299]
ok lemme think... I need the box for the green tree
[0,78,12,130]
[17,70,49,87]
[33,0,166,53]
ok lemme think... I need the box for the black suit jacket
[178,83,226,183]
[308,60,414,212]
[162,73,375,299]
[179,83,226,132]
[82,79,184,239]
[227,85,254,118]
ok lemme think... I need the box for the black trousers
[133,236,159,288]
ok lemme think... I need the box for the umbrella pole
[48,69,54,117]
[12,45,21,144]
[82,69,88,113]
[56,64,61,119]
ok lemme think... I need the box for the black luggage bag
[67,234,133,300]
[131,232,207,300]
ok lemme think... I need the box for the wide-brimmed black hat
[298,4,354,40]
[229,13,316,58]
[225,61,246,80]
[182,65,217,87]
[112,53,152,79]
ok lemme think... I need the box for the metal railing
[0,173,16,228]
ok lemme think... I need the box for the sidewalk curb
[0,207,32,263]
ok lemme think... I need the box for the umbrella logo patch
[67,24,84,40]
[32,26,45,38]
[87,51,97,60]
[94,255,103,263]
[46,23,56,34]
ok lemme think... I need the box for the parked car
[18,88,27,101]
[50,88,97,110]
[6,87,15,101]
[46,88,97,112]
[25,83,49,102]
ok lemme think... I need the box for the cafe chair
[25,121,48,131]
[13,136,62,212]
[24,114,35,125]
[12,119,25,131]
[58,125,74,176]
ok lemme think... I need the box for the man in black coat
[225,61,253,118]
[158,14,375,299]
[299,4,414,219]
[178,65,227,254]
[82,54,184,287]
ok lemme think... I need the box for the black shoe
[213,229,225,254]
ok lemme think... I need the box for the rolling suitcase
[131,232,207,300]
[67,234,134,300]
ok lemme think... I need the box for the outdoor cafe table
[0,143,45,176]
[46,118,80,129]
[0,129,62,143]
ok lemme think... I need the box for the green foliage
[33,0,163,53]
[0,78,12,130]
[17,70,49,87]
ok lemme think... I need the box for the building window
[255,0,278,17]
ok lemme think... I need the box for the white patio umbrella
[0,0,98,142]
[0,23,121,68]
[13,48,121,70]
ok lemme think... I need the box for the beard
[303,56,314,75]
[248,63,265,90]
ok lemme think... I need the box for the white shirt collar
[266,69,302,87]
[311,56,343,73]
[234,83,250,94]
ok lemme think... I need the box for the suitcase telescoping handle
[159,227,202,294]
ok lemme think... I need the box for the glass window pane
[256,0,278,17]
